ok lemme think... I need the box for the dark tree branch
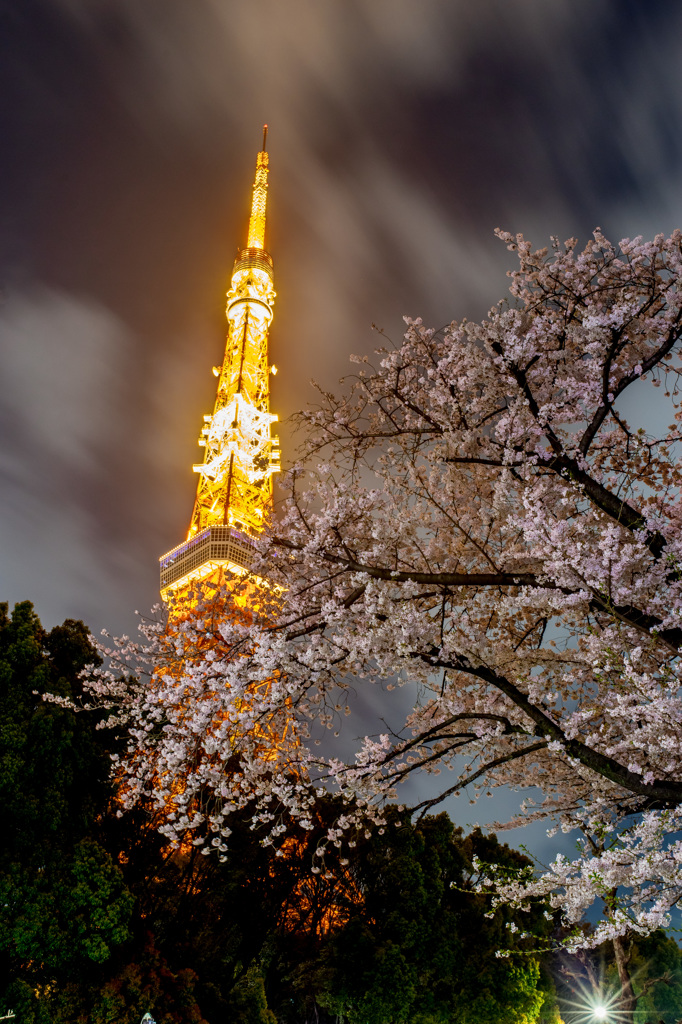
[579,295,682,457]
[272,538,682,652]
[420,651,682,806]
[411,741,549,816]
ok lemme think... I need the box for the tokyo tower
[159,127,280,601]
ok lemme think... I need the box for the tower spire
[160,130,280,601]
[246,126,269,250]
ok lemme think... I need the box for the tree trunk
[612,935,636,1024]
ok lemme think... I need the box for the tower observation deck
[160,128,280,600]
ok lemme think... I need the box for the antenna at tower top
[262,124,268,152]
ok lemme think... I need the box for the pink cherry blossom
[89,229,682,945]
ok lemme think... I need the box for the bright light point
[593,1006,608,1020]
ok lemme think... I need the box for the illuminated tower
[160,127,280,601]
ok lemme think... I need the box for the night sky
[2,0,682,840]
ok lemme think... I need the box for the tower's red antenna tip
[262,124,268,151]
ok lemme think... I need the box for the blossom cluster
[90,230,682,943]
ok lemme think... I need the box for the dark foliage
[0,601,203,1024]
[0,601,588,1022]
[269,811,557,1024]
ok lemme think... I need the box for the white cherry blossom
[92,229,682,943]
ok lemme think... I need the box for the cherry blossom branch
[411,741,549,816]
[422,652,682,806]
[273,540,682,651]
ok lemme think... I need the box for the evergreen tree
[0,603,131,1015]
[0,601,204,1024]
[267,811,559,1024]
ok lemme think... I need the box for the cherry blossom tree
[94,228,682,948]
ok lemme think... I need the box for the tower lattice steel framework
[160,127,280,600]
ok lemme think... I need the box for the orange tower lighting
[160,128,280,601]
